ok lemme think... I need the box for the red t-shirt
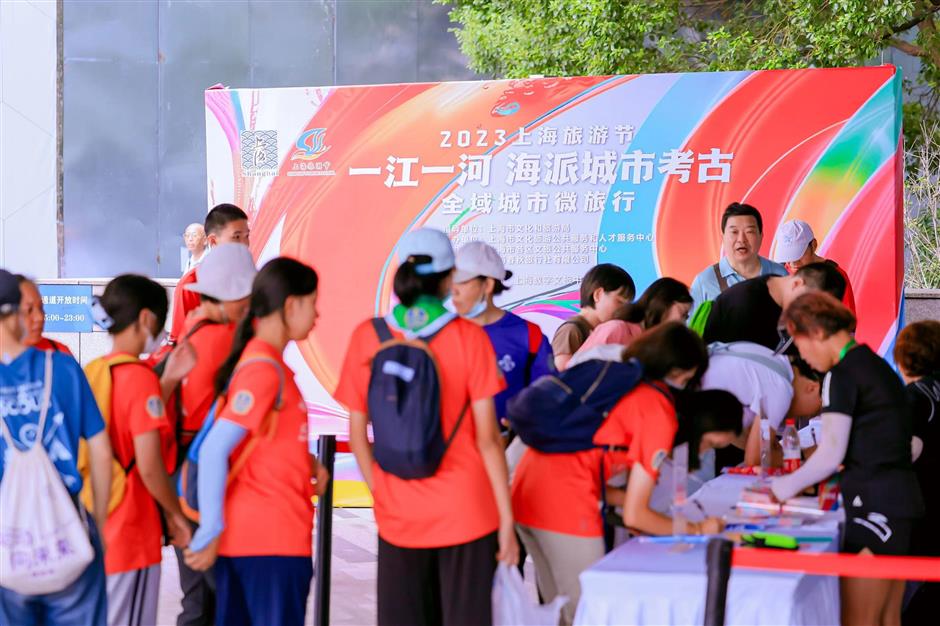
[217,339,315,557]
[169,268,201,345]
[834,263,856,316]
[103,357,170,574]
[512,383,676,537]
[334,317,506,549]
[178,316,236,437]
[33,337,73,356]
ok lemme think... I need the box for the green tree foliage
[442,0,940,152]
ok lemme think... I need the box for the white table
[575,474,842,626]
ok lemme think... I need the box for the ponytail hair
[215,257,318,395]
[393,256,451,307]
[613,277,692,328]
[99,274,168,335]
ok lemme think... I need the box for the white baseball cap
[773,219,815,264]
[398,228,455,275]
[453,241,513,284]
[184,243,256,301]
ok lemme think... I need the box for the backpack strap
[523,321,543,385]
[371,317,394,343]
[226,356,286,482]
[708,342,792,381]
[0,351,54,453]
[229,356,285,410]
[561,316,592,344]
[712,263,729,293]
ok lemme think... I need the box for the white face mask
[144,329,167,355]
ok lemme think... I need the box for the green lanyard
[838,338,857,362]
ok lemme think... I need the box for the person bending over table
[771,293,924,626]
[701,341,823,470]
[512,323,741,625]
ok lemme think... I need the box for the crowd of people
[0,201,936,626]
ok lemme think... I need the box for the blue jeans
[215,555,312,626]
[0,515,107,626]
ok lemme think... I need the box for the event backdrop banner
[206,66,904,436]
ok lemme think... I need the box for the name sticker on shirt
[231,390,255,415]
[146,396,165,420]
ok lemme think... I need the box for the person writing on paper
[701,342,823,470]
[700,262,846,351]
[771,293,923,626]
[772,219,856,315]
[512,323,741,625]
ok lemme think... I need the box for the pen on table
[637,535,712,544]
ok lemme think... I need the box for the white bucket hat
[184,243,256,301]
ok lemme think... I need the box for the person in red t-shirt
[335,228,518,626]
[93,275,196,626]
[773,219,856,315]
[169,242,256,626]
[512,323,741,624]
[14,275,74,356]
[169,203,250,347]
[184,258,329,626]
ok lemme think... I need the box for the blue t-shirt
[482,312,554,421]
[0,347,105,494]
[689,256,787,315]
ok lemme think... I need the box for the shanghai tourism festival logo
[292,128,331,161]
[288,128,335,177]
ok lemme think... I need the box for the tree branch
[884,5,940,38]
[916,13,940,68]
[888,37,928,58]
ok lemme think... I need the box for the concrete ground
[157,508,379,626]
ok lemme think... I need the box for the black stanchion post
[704,537,733,626]
[314,435,336,626]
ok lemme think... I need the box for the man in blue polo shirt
[449,242,554,429]
[689,203,787,314]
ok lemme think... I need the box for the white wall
[0,0,58,278]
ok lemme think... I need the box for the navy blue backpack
[507,358,645,452]
[367,316,467,480]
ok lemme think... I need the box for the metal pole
[314,435,336,626]
[704,537,733,626]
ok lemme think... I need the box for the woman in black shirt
[894,320,940,622]
[771,293,923,626]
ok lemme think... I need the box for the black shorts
[842,510,914,556]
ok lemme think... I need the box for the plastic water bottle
[782,419,802,474]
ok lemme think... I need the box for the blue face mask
[463,296,488,319]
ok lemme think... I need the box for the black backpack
[507,358,646,453]
[367,316,467,480]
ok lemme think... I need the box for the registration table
[574,474,842,626]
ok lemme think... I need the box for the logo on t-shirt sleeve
[651,449,668,471]
[145,396,165,420]
[231,390,255,415]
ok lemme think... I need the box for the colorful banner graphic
[205,67,904,438]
